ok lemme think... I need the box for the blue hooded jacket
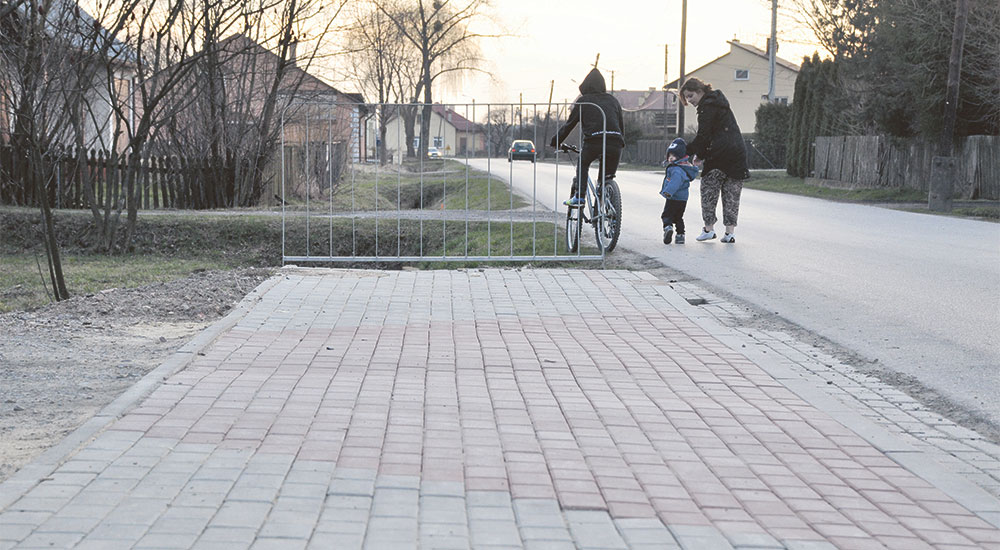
[660,156,699,201]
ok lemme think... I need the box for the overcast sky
[433,0,824,108]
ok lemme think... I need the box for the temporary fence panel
[280,102,611,264]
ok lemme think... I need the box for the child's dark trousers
[661,199,687,234]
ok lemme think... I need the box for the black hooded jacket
[553,69,625,148]
[686,90,749,180]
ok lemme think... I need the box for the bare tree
[484,107,511,155]
[66,0,213,252]
[343,1,418,164]
[0,0,110,299]
[160,0,348,206]
[376,0,493,158]
[789,0,879,61]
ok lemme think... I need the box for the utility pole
[519,92,523,140]
[544,80,554,159]
[930,0,969,212]
[939,0,968,158]
[768,0,777,102]
[678,0,687,136]
[663,44,670,142]
[610,70,614,92]
[593,53,600,68]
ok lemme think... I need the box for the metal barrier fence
[280,102,612,265]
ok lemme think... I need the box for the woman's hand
[691,155,703,167]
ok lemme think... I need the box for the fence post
[929,156,955,212]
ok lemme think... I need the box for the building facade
[668,40,799,134]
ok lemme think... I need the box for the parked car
[508,140,536,162]
[427,146,442,158]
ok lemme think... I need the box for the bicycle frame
[560,141,621,254]
[564,147,608,226]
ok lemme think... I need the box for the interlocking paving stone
[2,268,999,549]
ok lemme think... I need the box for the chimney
[288,41,297,66]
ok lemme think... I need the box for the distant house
[380,104,485,162]
[0,0,136,152]
[208,35,368,164]
[611,88,680,138]
[666,40,799,134]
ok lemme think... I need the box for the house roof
[611,89,677,112]
[432,105,476,132]
[665,40,800,88]
[7,0,135,62]
[385,104,476,131]
[218,34,360,100]
[728,40,801,72]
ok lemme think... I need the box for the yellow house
[668,40,800,134]
[378,104,484,162]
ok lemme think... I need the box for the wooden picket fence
[812,135,999,200]
[0,146,236,210]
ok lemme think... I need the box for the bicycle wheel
[595,179,622,253]
[565,202,583,253]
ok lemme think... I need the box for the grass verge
[282,159,527,212]
[2,207,599,312]
[744,172,999,220]
[744,173,928,202]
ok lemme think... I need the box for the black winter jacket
[553,69,625,148]
[686,90,749,180]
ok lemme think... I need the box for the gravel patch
[0,267,273,481]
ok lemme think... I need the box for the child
[660,138,699,244]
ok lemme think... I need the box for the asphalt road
[468,157,1000,430]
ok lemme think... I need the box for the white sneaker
[721,233,736,243]
[696,228,716,241]
[663,225,674,244]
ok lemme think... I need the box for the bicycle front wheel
[595,180,622,253]
[565,203,583,253]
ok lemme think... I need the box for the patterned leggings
[700,169,745,227]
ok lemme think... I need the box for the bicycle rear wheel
[565,203,583,253]
[595,179,622,252]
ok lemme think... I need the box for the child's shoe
[696,228,716,241]
[563,196,585,207]
[663,225,674,244]
[675,233,685,244]
[721,233,735,243]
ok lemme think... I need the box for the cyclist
[549,68,625,206]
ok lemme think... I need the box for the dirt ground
[0,268,273,481]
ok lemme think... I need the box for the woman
[680,77,749,243]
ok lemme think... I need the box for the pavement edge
[648,275,1000,529]
[0,273,284,511]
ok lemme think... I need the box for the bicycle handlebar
[558,143,580,154]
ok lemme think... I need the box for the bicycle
[559,143,622,253]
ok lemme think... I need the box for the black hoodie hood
[553,67,624,148]
[579,68,607,95]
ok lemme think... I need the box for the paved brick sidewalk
[2,268,999,549]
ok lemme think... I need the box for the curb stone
[0,274,282,512]
[652,279,1000,529]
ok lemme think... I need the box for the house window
[412,137,420,149]
[776,97,788,105]
[654,112,665,127]
[433,136,444,148]
[735,69,749,81]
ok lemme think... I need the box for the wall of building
[679,46,798,134]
